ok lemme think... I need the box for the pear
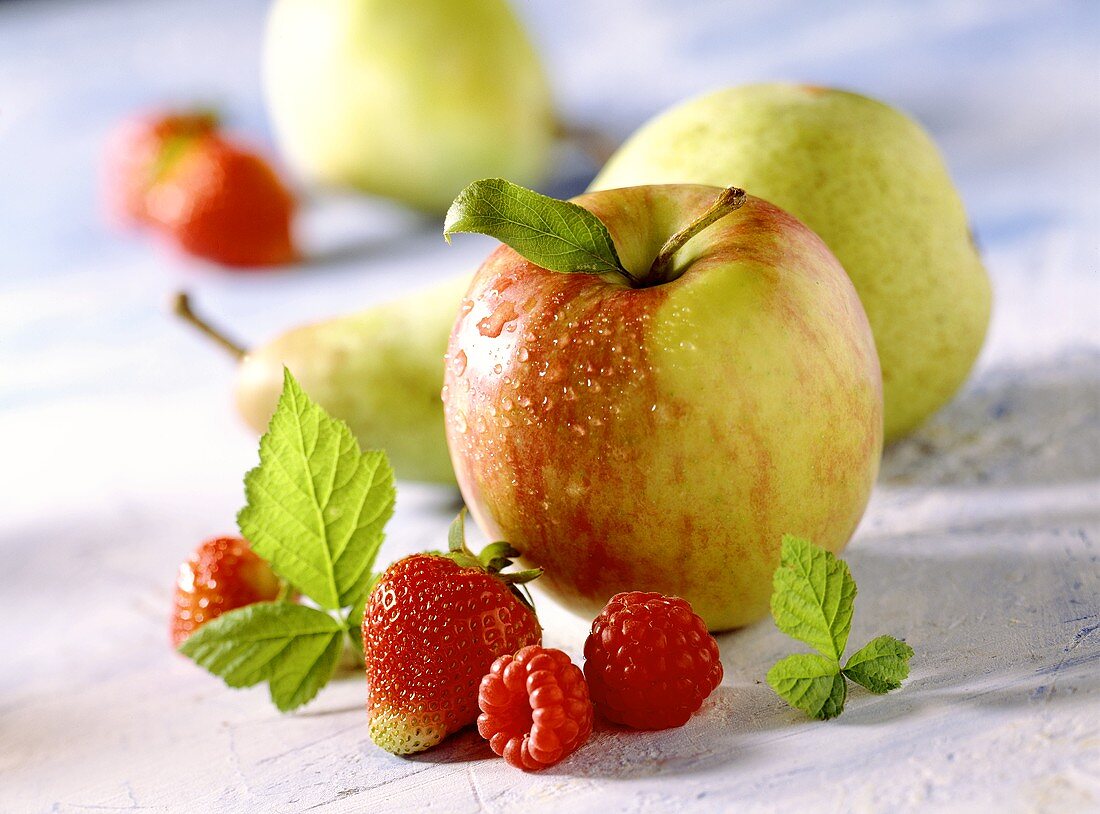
[591,83,992,441]
[176,276,471,485]
[263,0,556,213]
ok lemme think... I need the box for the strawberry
[102,110,218,226]
[583,592,723,729]
[477,646,593,770]
[145,133,297,267]
[362,511,542,754]
[170,536,282,648]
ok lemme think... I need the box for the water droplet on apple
[493,363,503,374]
[451,349,467,376]
[518,347,529,362]
[453,410,467,434]
[477,301,518,338]
[501,396,513,411]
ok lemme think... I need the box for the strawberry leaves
[239,369,395,610]
[179,369,396,711]
[767,536,913,720]
[179,602,344,712]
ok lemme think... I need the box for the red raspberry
[477,646,593,770]
[583,592,722,729]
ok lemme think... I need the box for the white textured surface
[2,1,1098,812]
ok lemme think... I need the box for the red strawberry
[102,110,218,226]
[477,645,593,770]
[170,536,282,648]
[583,592,723,729]
[145,133,297,267]
[362,511,542,754]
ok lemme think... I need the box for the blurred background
[2,1,1098,809]
[2,0,1097,622]
[2,0,1097,647]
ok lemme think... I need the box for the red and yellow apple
[443,184,882,630]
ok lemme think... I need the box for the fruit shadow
[404,727,499,765]
[827,540,1099,726]
[294,196,440,272]
[551,532,1097,779]
[535,681,783,779]
[881,349,1100,488]
[300,228,435,271]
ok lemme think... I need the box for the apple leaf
[179,602,344,712]
[767,654,847,720]
[238,368,396,611]
[444,178,630,279]
[770,535,855,662]
[843,635,914,693]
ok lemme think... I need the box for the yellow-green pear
[263,0,556,213]
[178,276,470,485]
[591,83,992,441]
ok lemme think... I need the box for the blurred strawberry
[102,110,218,226]
[103,109,298,267]
[145,134,298,267]
[170,535,282,648]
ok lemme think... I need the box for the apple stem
[647,187,747,284]
[171,291,247,360]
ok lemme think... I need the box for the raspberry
[583,592,722,729]
[477,646,593,770]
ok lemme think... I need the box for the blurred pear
[263,0,556,213]
[179,276,470,485]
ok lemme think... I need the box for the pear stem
[647,187,747,284]
[171,291,247,360]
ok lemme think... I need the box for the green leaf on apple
[238,368,396,611]
[178,601,345,713]
[444,178,629,279]
[768,536,912,719]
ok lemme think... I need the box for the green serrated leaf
[238,369,396,610]
[770,535,856,661]
[444,178,630,279]
[843,635,914,693]
[179,602,344,712]
[767,653,847,720]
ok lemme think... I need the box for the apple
[443,183,883,630]
[590,84,992,442]
[262,0,556,213]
